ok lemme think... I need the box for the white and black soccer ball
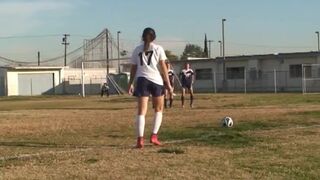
[222,117,234,128]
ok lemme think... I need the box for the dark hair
[142,27,156,42]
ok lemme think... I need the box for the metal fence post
[213,71,217,93]
[244,68,247,94]
[81,61,85,97]
[274,69,277,93]
[302,64,305,94]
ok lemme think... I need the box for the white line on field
[1,124,319,162]
[0,148,92,162]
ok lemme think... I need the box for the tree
[204,34,209,58]
[165,50,179,61]
[120,50,128,57]
[180,44,206,60]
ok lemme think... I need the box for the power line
[0,34,92,40]
[0,34,61,39]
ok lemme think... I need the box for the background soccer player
[164,62,175,108]
[128,28,173,149]
[180,63,195,108]
[100,83,110,97]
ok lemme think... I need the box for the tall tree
[165,50,179,61]
[180,44,206,60]
[204,34,209,58]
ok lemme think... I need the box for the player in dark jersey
[179,63,195,108]
[164,62,175,108]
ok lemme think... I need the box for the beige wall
[6,70,62,96]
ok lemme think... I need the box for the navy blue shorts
[134,77,164,97]
[181,82,192,89]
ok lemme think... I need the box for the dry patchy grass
[0,94,319,179]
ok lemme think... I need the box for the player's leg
[134,77,150,148]
[169,87,174,108]
[164,89,168,108]
[189,86,194,108]
[181,87,186,108]
[106,89,110,97]
[136,97,149,148]
[150,83,165,146]
[151,95,164,145]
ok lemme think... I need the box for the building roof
[175,51,320,63]
[0,66,65,70]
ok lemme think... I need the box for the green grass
[158,147,185,154]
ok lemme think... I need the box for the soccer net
[302,64,320,94]
[80,58,130,97]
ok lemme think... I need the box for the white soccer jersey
[131,43,167,85]
[168,69,174,77]
[180,68,194,84]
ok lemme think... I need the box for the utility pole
[316,31,320,52]
[222,18,227,81]
[218,41,222,57]
[117,31,121,73]
[62,34,70,67]
[37,51,40,66]
[208,40,214,58]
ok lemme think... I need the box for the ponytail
[142,27,156,52]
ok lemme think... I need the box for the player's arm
[128,48,138,95]
[192,70,195,84]
[128,64,137,95]
[160,61,171,89]
[159,47,173,92]
[171,71,175,83]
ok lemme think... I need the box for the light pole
[106,29,109,80]
[316,31,319,52]
[117,31,121,73]
[218,41,222,57]
[208,40,214,58]
[62,34,70,67]
[222,18,226,81]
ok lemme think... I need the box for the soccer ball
[222,117,233,128]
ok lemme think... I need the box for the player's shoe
[150,134,162,146]
[136,137,144,149]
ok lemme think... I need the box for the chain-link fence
[171,69,305,93]
[61,69,308,95]
[59,57,320,96]
[62,73,128,96]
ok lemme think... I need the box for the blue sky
[0,0,320,61]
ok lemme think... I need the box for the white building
[0,66,116,96]
[171,51,320,92]
[1,51,319,96]
[0,66,64,96]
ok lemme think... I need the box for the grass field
[0,94,319,179]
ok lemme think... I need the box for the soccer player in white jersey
[164,62,175,108]
[180,63,195,108]
[128,28,173,149]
